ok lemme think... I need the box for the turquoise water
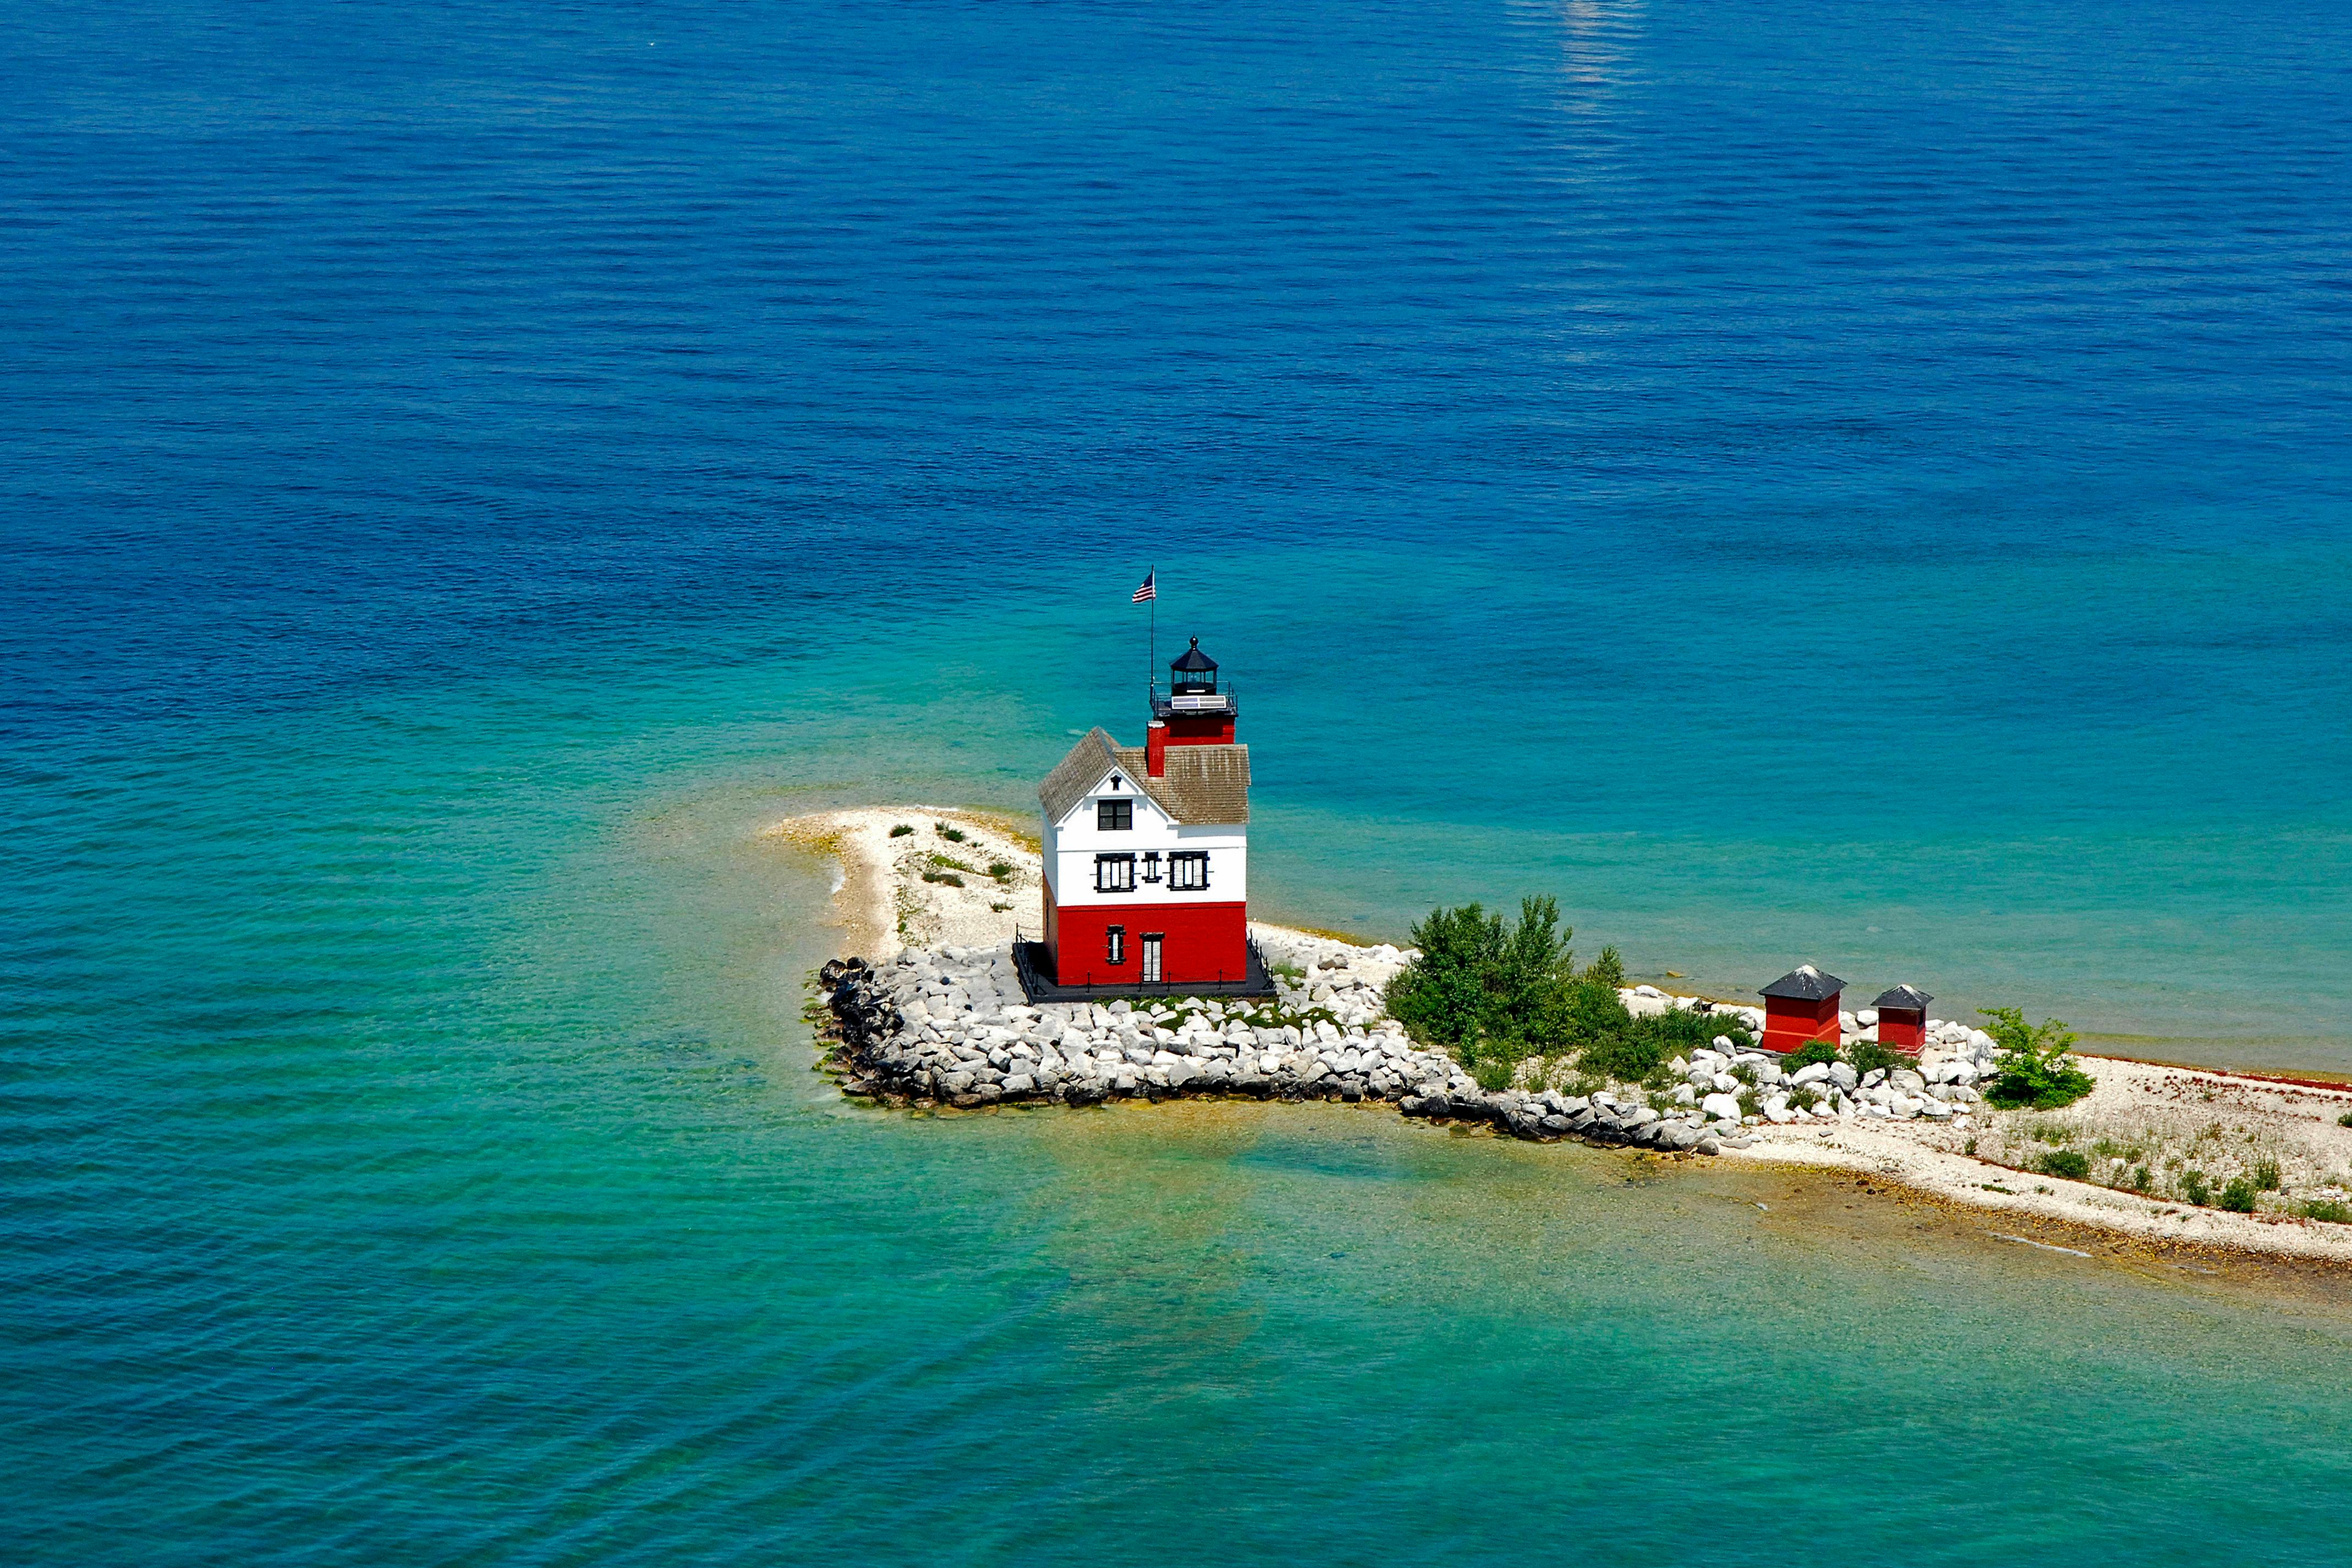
[9,0,2352,1559]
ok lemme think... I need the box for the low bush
[1845,1038,1910,1078]
[2301,1199,2352,1224]
[2180,1170,2212,1207]
[889,823,915,837]
[2254,1157,2282,1191]
[987,860,1014,881]
[1783,1040,1840,1072]
[920,870,964,887]
[2218,1177,2259,1214]
[2339,1111,2352,1130]
[929,853,974,872]
[2032,1149,2092,1181]
[1582,947,1627,990]
[935,823,967,842]
[1979,1007,2096,1110]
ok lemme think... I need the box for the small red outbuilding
[1872,985,1933,1056]
[1759,965,1844,1054]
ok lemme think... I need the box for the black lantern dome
[1169,637,1219,695]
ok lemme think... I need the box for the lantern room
[1149,636,1236,769]
[1873,984,1933,1056]
[1759,964,1845,1054]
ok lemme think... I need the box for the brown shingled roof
[1037,728,1250,827]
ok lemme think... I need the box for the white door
[1141,934,1163,984]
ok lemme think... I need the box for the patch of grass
[935,822,967,843]
[990,902,1011,913]
[1471,1057,1516,1092]
[2180,1170,2212,1207]
[2090,1138,2142,1163]
[1783,1040,1840,1071]
[890,824,915,837]
[1787,1086,1823,1112]
[2300,1199,2352,1224]
[2030,1121,2076,1145]
[2032,1149,2092,1180]
[2254,1156,2282,1191]
[2217,1177,2259,1214]
[987,860,1014,881]
[2132,1165,2152,1192]
[2339,1111,2352,1129]
[920,871,965,887]
[928,853,975,873]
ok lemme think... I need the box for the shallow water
[8,0,2352,1559]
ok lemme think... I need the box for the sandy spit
[766,807,2352,1265]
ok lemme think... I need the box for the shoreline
[770,807,2352,1266]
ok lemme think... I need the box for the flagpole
[1149,568,1156,701]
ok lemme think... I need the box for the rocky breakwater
[816,942,1472,1109]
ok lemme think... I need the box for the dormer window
[1097,799,1132,831]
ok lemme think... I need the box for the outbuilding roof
[1038,727,1250,826]
[1760,964,1845,1001]
[1873,984,1934,1012]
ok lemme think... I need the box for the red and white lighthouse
[1030,638,1258,993]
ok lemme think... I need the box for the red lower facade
[1762,994,1840,1054]
[1050,900,1249,988]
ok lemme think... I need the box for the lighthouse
[1023,638,1267,997]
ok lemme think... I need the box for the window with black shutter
[1095,853,1136,892]
[1169,851,1209,891]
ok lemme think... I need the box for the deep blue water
[8,1,2352,1562]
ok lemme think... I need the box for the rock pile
[819,942,1472,1110]
[816,943,2008,1157]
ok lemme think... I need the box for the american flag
[1132,571,1156,603]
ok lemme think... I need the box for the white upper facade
[1039,753,1248,909]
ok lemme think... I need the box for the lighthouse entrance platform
[1012,936,1277,1004]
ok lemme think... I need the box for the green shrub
[1845,1038,1909,1078]
[2032,1150,2092,1181]
[919,870,964,887]
[1783,1040,1841,1071]
[889,823,915,837]
[929,853,974,872]
[1978,1007,2096,1109]
[935,823,967,842]
[1471,1057,1517,1092]
[2300,1199,2352,1224]
[987,860,1015,881]
[2253,1157,2282,1191]
[2339,1112,2352,1130]
[2217,1177,2258,1214]
[2180,1170,2212,1207]
[1581,946,1627,990]
[2131,1165,2152,1192]
[1386,898,1586,1077]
